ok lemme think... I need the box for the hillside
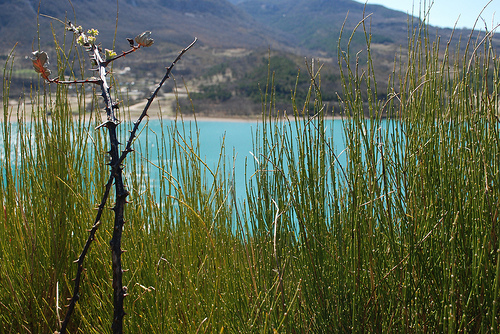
[1,0,495,117]
[239,0,412,53]
[0,0,285,52]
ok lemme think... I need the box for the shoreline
[6,95,345,123]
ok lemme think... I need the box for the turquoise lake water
[0,118,351,199]
[134,118,348,198]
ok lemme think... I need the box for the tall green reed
[334,15,500,332]
[1,37,111,332]
[240,13,500,332]
[1,10,500,333]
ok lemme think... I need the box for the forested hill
[0,0,473,55]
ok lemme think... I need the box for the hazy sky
[355,0,500,30]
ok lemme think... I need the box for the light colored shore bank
[5,92,343,123]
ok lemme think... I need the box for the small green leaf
[105,49,117,61]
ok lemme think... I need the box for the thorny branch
[33,21,197,334]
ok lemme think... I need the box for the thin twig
[122,38,198,155]
[102,46,141,67]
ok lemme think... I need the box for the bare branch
[56,34,197,334]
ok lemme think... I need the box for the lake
[132,118,348,199]
[0,117,350,200]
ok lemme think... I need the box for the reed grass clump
[1,13,500,333]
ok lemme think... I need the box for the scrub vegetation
[1,13,499,333]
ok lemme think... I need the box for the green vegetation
[189,53,341,116]
[238,55,309,103]
[191,84,232,102]
[1,18,500,334]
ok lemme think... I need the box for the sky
[355,0,500,30]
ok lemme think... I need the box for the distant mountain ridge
[0,0,285,53]
[239,0,425,54]
[0,0,463,56]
